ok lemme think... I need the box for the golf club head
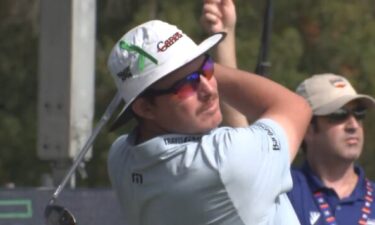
[44,204,76,225]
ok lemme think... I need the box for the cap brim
[314,94,375,115]
[109,32,226,131]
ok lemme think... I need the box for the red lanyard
[313,179,373,225]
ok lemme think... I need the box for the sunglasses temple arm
[47,92,123,205]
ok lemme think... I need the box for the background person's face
[306,101,365,163]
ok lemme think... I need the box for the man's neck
[136,123,168,144]
[309,160,358,199]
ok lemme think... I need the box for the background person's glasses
[142,54,214,99]
[326,107,367,123]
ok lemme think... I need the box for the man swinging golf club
[106,19,311,225]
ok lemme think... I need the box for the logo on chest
[131,173,143,184]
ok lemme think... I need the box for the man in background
[288,74,375,225]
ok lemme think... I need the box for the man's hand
[201,0,236,34]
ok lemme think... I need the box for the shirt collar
[301,161,369,201]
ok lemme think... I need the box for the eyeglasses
[142,54,214,99]
[325,107,367,123]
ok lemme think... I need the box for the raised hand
[201,0,236,34]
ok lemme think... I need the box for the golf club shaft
[48,92,122,204]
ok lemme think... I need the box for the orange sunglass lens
[174,57,214,99]
[175,82,197,99]
[202,60,214,80]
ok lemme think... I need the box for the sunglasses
[142,54,214,99]
[325,107,367,123]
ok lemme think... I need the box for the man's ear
[131,98,155,120]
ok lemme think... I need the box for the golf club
[44,92,122,225]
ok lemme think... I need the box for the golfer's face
[144,55,222,134]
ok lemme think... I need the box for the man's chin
[202,118,222,131]
[342,151,362,162]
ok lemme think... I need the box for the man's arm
[201,0,248,127]
[202,0,312,161]
[214,64,312,161]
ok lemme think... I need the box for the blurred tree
[0,0,51,187]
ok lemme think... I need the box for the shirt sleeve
[208,118,293,221]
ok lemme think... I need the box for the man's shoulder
[291,167,307,180]
[289,167,312,192]
[287,167,315,208]
[210,119,287,152]
[108,134,129,159]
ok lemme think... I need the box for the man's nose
[197,75,215,100]
[345,114,362,132]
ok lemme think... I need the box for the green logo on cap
[119,41,158,71]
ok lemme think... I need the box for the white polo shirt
[107,118,300,225]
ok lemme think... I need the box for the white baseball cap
[107,20,224,130]
[296,73,375,115]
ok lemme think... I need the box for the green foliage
[1,0,375,186]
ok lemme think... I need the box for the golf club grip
[49,92,122,204]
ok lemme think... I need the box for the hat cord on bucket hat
[119,40,158,72]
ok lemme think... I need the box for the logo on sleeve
[254,122,281,151]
